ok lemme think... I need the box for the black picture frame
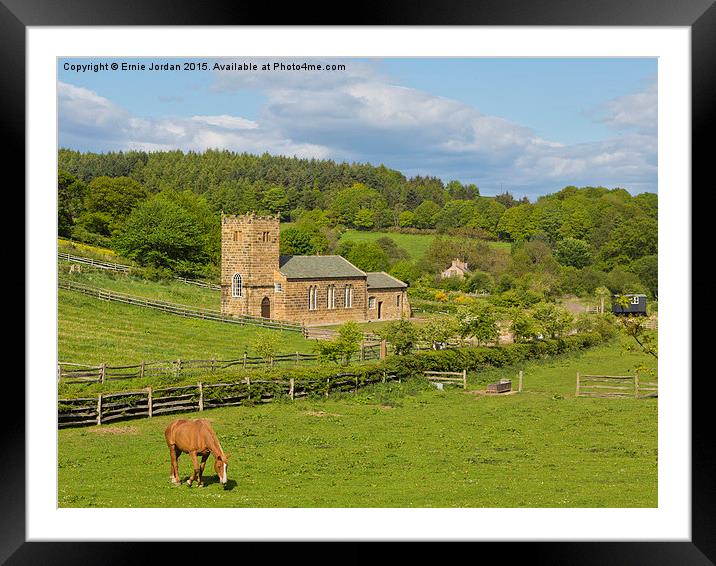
[9,0,708,561]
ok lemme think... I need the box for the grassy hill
[57,336,657,508]
[338,229,511,261]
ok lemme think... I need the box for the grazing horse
[164,418,229,487]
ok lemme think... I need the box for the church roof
[278,255,366,279]
[366,271,408,289]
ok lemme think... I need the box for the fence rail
[575,373,657,398]
[59,372,397,428]
[423,370,467,389]
[59,252,221,290]
[58,345,383,384]
[58,278,303,332]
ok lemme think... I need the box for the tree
[280,227,316,255]
[344,242,390,272]
[398,211,415,227]
[81,176,148,235]
[613,296,657,360]
[378,319,418,355]
[315,321,364,365]
[510,310,541,342]
[412,200,441,229]
[113,197,209,276]
[419,318,459,349]
[531,303,573,338]
[58,170,86,237]
[457,302,499,345]
[353,207,375,230]
[251,331,277,365]
[555,238,593,268]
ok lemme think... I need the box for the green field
[59,262,220,309]
[58,288,313,366]
[339,230,511,261]
[57,338,657,508]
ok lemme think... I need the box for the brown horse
[164,418,229,487]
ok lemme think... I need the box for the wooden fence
[59,252,221,290]
[58,278,303,332]
[575,373,658,398]
[58,345,383,384]
[423,370,467,389]
[58,371,397,428]
[58,252,130,272]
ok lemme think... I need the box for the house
[441,258,470,279]
[220,213,410,325]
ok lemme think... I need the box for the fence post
[212,358,216,372]
[518,370,523,393]
[295,352,299,366]
[634,372,639,398]
[462,369,467,389]
[355,375,358,393]
[382,371,386,384]
[100,363,106,384]
[246,376,251,401]
[198,382,204,411]
[96,394,103,425]
[243,353,247,369]
[360,345,365,362]
[289,378,295,400]
[57,364,61,384]
[576,372,581,397]
[147,387,153,417]
[177,358,182,377]
[326,378,330,397]
[380,340,387,359]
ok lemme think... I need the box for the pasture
[57,338,657,508]
[58,288,313,366]
[338,229,511,261]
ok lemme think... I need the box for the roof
[366,271,408,289]
[278,255,366,279]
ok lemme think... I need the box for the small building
[441,258,470,279]
[611,294,648,316]
[220,213,411,325]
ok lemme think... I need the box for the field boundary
[58,344,383,383]
[59,251,222,290]
[576,373,657,398]
[59,371,397,428]
[58,278,303,332]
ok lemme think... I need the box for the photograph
[55,55,660,509]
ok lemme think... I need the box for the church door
[261,297,270,318]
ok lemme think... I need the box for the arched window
[327,285,335,309]
[345,284,353,308]
[308,286,317,311]
[232,273,242,297]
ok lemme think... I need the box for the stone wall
[282,277,368,326]
[221,213,280,317]
[366,288,411,321]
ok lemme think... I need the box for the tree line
[58,148,657,299]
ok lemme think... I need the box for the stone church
[220,213,411,325]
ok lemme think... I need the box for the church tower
[221,213,280,318]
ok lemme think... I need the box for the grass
[57,337,657,508]
[59,262,220,309]
[58,288,314,366]
[339,230,511,261]
[58,237,131,264]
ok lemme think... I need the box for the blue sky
[58,57,657,198]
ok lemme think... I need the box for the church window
[232,273,243,297]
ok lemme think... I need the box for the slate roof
[278,255,366,279]
[366,271,408,289]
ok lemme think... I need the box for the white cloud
[58,65,658,195]
[58,81,330,158]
